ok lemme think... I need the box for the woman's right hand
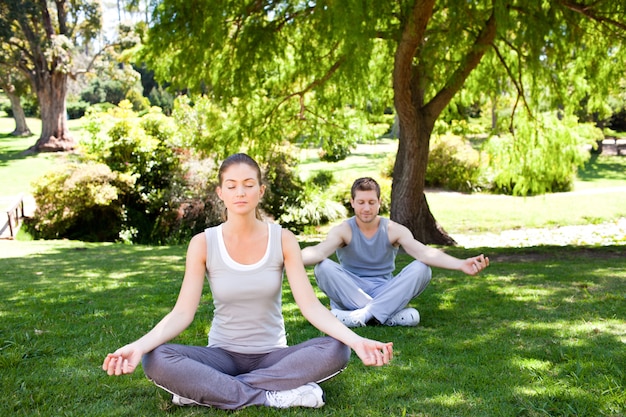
[102,344,143,376]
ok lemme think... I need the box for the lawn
[0,117,84,196]
[0,241,624,416]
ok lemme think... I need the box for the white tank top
[204,223,287,353]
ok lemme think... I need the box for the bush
[318,137,354,162]
[80,79,131,106]
[148,85,174,115]
[77,101,187,244]
[66,101,90,119]
[261,151,305,225]
[425,133,482,192]
[126,89,150,113]
[484,113,600,196]
[2,98,39,118]
[28,163,135,241]
[279,190,347,230]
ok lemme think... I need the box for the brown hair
[218,153,264,220]
[351,177,380,199]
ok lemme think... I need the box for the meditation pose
[102,154,392,410]
[301,177,490,328]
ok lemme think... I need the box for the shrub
[484,112,600,196]
[80,80,106,104]
[318,137,354,162]
[2,97,39,117]
[151,153,224,244]
[261,151,306,226]
[77,101,187,244]
[425,133,482,192]
[126,88,150,113]
[28,163,135,241]
[148,85,174,115]
[279,190,347,231]
[66,101,90,119]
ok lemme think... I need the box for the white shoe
[172,394,197,406]
[265,382,325,408]
[385,308,420,326]
[331,308,366,328]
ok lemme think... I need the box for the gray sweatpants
[142,336,350,410]
[314,259,432,323]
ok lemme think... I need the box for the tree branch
[426,9,497,117]
[559,0,626,32]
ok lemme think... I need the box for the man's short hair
[351,177,381,199]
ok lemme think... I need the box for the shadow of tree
[0,243,623,416]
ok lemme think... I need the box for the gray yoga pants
[142,336,350,410]
[314,259,432,323]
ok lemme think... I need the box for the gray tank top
[336,217,398,279]
[204,223,287,353]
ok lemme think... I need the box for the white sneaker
[172,394,197,406]
[331,308,366,328]
[385,308,420,326]
[265,382,325,408]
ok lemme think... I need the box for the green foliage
[65,100,89,119]
[309,170,335,188]
[93,103,184,243]
[27,162,135,241]
[260,151,306,227]
[262,157,348,233]
[170,95,242,160]
[126,88,151,113]
[147,85,174,115]
[319,136,354,162]
[1,97,39,117]
[80,79,127,105]
[426,133,482,192]
[485,113,601,196]
[279,190,347,230]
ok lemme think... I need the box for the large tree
[0,0,101,152]
[141,0,626,244]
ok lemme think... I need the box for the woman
[102,153,393,410]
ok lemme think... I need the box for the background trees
[1,1,625,243]
[140,0,626,243]
[0,0,102,152]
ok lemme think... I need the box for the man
[301,177,489,328]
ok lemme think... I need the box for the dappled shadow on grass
[0,243,193,415]
[0,138,37,167]
[1,243,624,416]
[578,154,626,182]
[376,246,625,416]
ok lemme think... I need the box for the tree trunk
[5,88,31,137]
[389,5,495,245]
[390,111,457,246]
[28,71,74,153]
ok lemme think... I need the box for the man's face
[350,190,381,224]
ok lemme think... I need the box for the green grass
[0,241,624,416]
[0,117,85,196]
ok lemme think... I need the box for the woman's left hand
[352,339,393,366]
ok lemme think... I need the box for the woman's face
[216,163,265,216]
